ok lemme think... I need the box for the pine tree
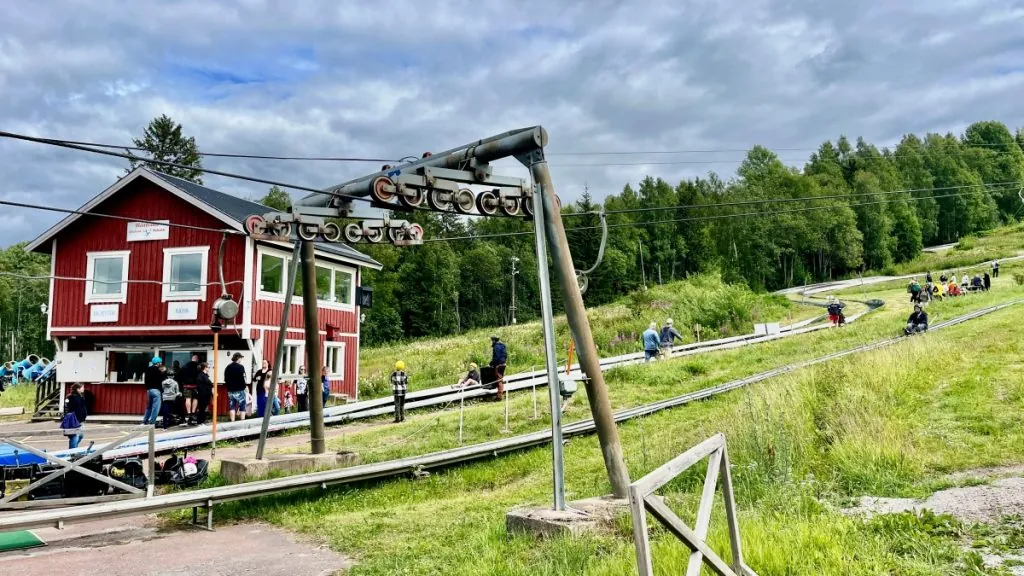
[127,114,204,183]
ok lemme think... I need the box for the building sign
[168,301,199,321]
[127,220,170,242]
[90,304,119,323]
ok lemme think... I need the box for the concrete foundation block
[506,495,629,538]
[220,451,361,484]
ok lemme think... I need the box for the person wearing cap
[391,361,409,423]
[489,335,507,401]
[659,318,683,357]
[642,322,660,362]
[142,356,165,425]
[456,363,480,388]
[904,304,929,335]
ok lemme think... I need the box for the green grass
[204,278,1024,574]
[0,383,36,420]
[866,222,1024,278]
[358,272,814,398]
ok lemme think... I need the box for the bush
[955,236,977,251]
[627,288,654,319]
[1014,272,1024,286]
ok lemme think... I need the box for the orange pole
[212,331,219,458]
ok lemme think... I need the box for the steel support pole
[300,241,326,454]
[530,161,632,498]
[256,242,300,460]
[211,331,219,459]
[531,186,566,511]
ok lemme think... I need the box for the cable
[0,271,245,287]
[0,198,245,236]
[0,130,370,204]
[549,150,1024,167]
[548,142,1018,155]
[562,180,1024,218]
[40,137,396,163]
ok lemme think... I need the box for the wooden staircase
[32,376,62,421]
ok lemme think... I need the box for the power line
[0,198,245,236]
[0,271,245,287]
[549,149,1024,168]
[0,130,370,204]
[39,137,396,163]
[548,142,1016,155]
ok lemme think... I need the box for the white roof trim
[25,167,244,253]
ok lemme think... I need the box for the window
[316,266,332,301]
[86,251,130,304]
[324,343,345,377]
[109,350,153,383]
[260,253,284,295]
[280,343,303,376]
[162,247,209,301]
[332,269,353,305]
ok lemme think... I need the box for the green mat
[0,530,45,552]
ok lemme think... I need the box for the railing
[33,375,62,418]
[628,433,759,576]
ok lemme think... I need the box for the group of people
[641,318,684,361]
[388,335,507,424]
[138,354,332,430]
[913,264,997,303]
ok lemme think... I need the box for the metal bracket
[190,499,215,531]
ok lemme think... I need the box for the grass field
[866,222,1024,278]
[203,269,1024,575]
[0,382,35,420]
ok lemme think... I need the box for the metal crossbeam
[628,433,759,576]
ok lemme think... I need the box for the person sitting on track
[826,297,843,327]
[456,363,480,388]
[904,305,929,335]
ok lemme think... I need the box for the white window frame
[85,250,130,304]
[280,340,305,377]
[161,246,210,302]
[255,247,356,310]
[324,342,346,379]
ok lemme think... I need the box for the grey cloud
[2,0,1023,245]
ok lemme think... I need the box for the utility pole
[256,243,300,460]
[527,154,632,499]
[509,256,520,324]
[638,240,647,290]
[301,241,326,454]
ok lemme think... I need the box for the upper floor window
[259,253,285,296]
[257,247,355,308]
[85,250,130,304]
[162,246,209,302]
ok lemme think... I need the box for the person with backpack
[142,357,165,425]
[391,361,409,423]
[224,353,248,422]
[827,298,843,327]
[160,372,181,429]
[984,272,992,291]
[194,362,213,425]
[63,383,87,449]
[489,335,507,401]
[659,318,683,357]
[908,279,922,304]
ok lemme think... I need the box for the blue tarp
[0,444,48,467]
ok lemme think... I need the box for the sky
[2,0,1024,246]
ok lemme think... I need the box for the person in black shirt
[65,384,87,449]
[224,353,248,421]
[195,362,214,425]
[178,354,200,425]
[904,305,929,335]
[489,335,507,401]
[142,357,165,425]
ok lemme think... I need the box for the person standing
[659,318,683,357]
[993,260,1000,278]
[64,383,87,449]
[925,271,933,284]
[142,357,165,425]
[253,359,270,418]
[391,361,409,423]
[321,365,331,408]
[642,322,660,362]
[179,354,200,425]
[489,335,507,401]
[295,365,309,412]
[194,362,213,425]
[984,271,992,291]
[224,353,248,422]
[160,372,180,429]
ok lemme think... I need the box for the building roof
[26,168,381,269]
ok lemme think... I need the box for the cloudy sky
[2,0,1023,245]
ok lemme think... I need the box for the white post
[501,387,511,434]
[458,386,465,445]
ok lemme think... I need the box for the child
[160,374,181,429]
[295,366,309,412]
[282,381,295,414]
[391,361,408,423]
[456,363,480,388]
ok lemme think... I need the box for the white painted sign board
[127,220,170,242]
[766,322,781,335]
[753,323,767,336]
[90,304,119,323]
[168,301,199,321]
[55,351,107,383]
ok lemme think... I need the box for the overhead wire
[0,198,245,236]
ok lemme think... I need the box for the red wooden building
[26,167,381,416]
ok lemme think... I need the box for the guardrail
[0,299,1012,533]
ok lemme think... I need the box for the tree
[127,114,204,183]
[259,186,292,211]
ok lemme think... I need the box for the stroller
[155,449,209,489]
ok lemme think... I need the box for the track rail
[0,298,1014,532]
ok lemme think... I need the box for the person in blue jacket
[490,335,507,400]
[642,322,660,362]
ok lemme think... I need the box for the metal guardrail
[0,299,1013,532]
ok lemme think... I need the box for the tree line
[4,116,1022,350]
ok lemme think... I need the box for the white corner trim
[242,236,254,333]
[47,238,56,342]
[160,245,210,303]
[84,250,130,305]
